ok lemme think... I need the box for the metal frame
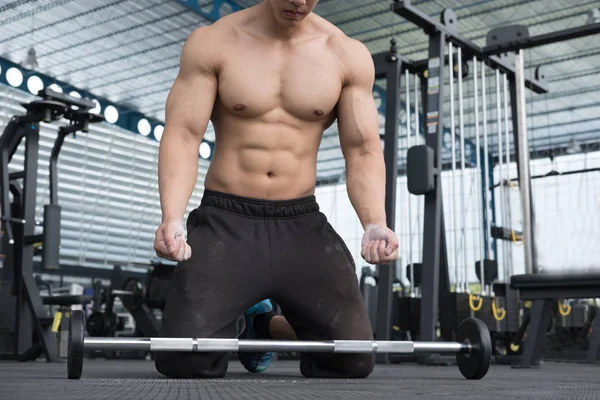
[109,266,161,337]
[511,280,600,367]
[0,113,57,362]
[393,0,548,95]
[482,22,600,56]
[391,1,552,356]
[375,39,402,364]
[32,261,148,284]
[417,30,452,360]
[0,91,104,362]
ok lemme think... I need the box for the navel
[233,104,246,112]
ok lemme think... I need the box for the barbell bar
[68,310,492,380]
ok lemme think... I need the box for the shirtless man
[153,0,399,379]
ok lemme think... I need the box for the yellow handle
[469,293,483,311]
[492,299,506,321]
[558,300,572,316]
[51,311,62,333]
[524,300,532,308]
[510,343,520,352]
[511,230,523,246]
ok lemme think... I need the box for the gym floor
[1,359,598,399]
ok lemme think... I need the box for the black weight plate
[456,318,492,380]
[86,311,110,337]
[123,278,146,309]
[68,310,85,379]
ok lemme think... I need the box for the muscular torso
[204,12,344,199]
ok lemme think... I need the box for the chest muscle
[217,42,342,121]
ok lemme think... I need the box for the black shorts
[155,189,374,378]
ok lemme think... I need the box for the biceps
[337,86,380,154]
[164,71,218,142]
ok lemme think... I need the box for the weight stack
[555,303,590,328]
[439,293,509,334]
[393,296,421,338]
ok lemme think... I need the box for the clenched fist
[360,224,399,265]
[154,220,192,262]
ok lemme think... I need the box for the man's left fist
[360,224,399,264]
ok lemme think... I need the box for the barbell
[67,309,492,380]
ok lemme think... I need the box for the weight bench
[40,295,92,359]
[510,271,600,367]
[41,295,92,306]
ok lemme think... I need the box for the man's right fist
[154,220,192,262]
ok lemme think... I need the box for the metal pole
[481,61,492,263]
[495,70,506,282]
[377,39,402,364]
[457,47,467,292]
[475,59,486,295]
[83,338,471,354]
[449,43,459,292]
[419,29,446,347]
[502,74,514,277]
[514,50,536,274]
[406,69,415,297]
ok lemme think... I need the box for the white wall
[316,151,600,286]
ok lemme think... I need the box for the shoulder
[331,36,374,86]
[184,18,237,52]
[316,20,373,85]
[181,18,239,73]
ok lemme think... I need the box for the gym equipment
[406,145,434,195]
[0,88,104,362]
[511,272,600,367]
[114,278,146,309]
[67,310,492,380]
[86,264,170,341]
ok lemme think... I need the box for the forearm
[158,131,201,223]
[345,151,387,229]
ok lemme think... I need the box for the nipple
[233,104,246,112]
[314,109,324,117]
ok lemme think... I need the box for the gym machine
[0,88,103,362]
[84,262,174,360]
[480,15,600,368]
[86,263,172,340]
[364,1,551,365]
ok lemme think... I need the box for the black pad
[511,271,600,289]
[407,145,434,195]
[41,295,92,306]
[511,271,600,300]
[486,25,530,47]
[475,259,498,285]
[42,204,61,270]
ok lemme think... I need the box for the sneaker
[238,299,274,373]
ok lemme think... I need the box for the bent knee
[347,354,375,378]
[302,353,374,379]
[155,353,228,379]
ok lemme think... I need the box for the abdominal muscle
[203,111,329,200]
